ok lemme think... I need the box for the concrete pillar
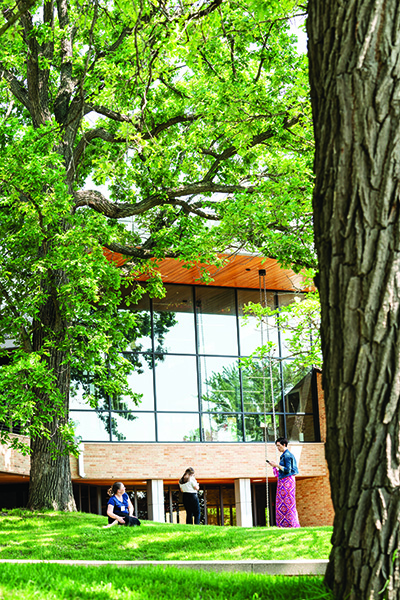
[147,479,165,522]
[77,443,86,477]
[234,478,253,527]
[97,486,102,516]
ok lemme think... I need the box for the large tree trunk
[29,429,75,511]
[307,1,400,598]
[28,270,76,511]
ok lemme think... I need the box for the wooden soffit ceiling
[102,250,312,292]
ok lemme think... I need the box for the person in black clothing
[179,467,201,525]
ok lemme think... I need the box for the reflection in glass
[201,413,243,442]
[70,411,110,441]
[238,290,278,357]
[70,284,319,445]
[123,293,152,352]
[241,360,283,412]
[115,357,155,411]
[205,488,221,526]
[70,382,91,410]
[195,288,238,355]
[244,414,283,442]
[155,355,198,411]
[111,412,156,442]
[286,414,316,442]
[278,292,304,308]
[222,486,237,526]
[199,358,240,412]
[70,372,109,411]
[284,368,314,413]
[157,413,201,441]
[277,293,308,358]
[153,285,195,354]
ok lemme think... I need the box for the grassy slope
[0,564,334,600]
[0,510,332,561]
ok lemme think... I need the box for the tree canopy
[0,0,313,508]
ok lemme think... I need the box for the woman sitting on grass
[105,482,141,528]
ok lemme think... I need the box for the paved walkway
[0,559,328,575]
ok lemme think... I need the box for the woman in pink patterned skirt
[267,437,300,528]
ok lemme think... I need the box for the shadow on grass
[0,510,332,562]
[0,564,334,600]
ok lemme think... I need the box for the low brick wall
[72,441,328,482]
[0,435,30,476]
[297,473,334,526]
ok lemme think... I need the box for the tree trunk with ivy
[308,1,400,597]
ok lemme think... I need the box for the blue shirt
[278,449,299,480]
[107,492,130,516]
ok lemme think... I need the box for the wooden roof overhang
[103,250,312,292]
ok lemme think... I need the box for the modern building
[0,254,334,527]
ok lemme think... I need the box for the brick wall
[0,435,30,475]
[294,370,334,526]
[297,473,334,526]
[74,441,328,482]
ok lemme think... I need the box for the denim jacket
[278,449,299,480]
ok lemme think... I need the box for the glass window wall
[122,294,152,353]
[196,287,238,355]
[201,413,243,442]
[244,414,283,442]
[155,355,198,411]
[111,412,156,442]
[237,290,278,356]
[157,413,201,442]
[199,357,241,412]
[115,356,154,411]
[70,411,111,441]
[241,361,283,413]
[152,285,195,354]
[71,285,319,444]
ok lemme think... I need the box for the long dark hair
[179,467,194,485]
[107,481,124,497]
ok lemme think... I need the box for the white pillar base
[234,478,253,527]
[147,479,165,522]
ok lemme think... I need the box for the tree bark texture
[307,1,400,598]
[28,269,75,511]
[29,431,75,511]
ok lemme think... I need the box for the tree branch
[203,115,301,181]
[73,189,162,217]
[72,115,198,169]
[218,8,236,79]
[0,68,31,112]
[158,75,189,99]
[102,241,179,260]
[73,179,255,219]
[54,0,75,124]
[0,280,33,353]
[199,51,225,81]
[84,104,133,123]
[0,0,36,36]
[187,0,224,22]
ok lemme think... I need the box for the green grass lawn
[0,510,332,561]
[0,564,334,600]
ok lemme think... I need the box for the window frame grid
[71,284,320,443]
